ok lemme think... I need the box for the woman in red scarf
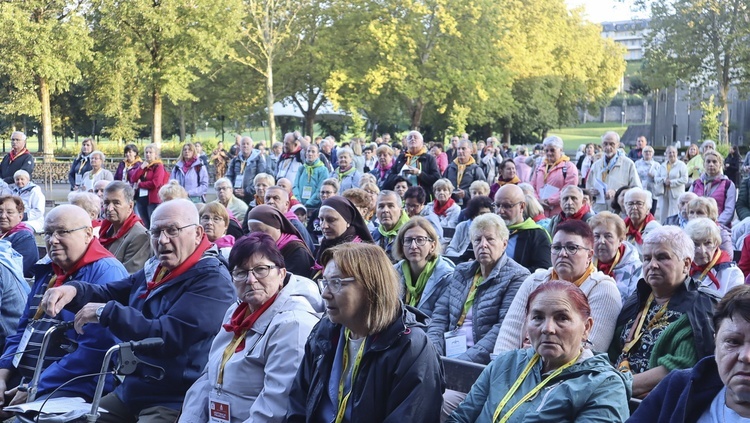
[179,232,322,422]
[199,202,235,260]
[0,196,37,277]
[246,205,315,279]
[589,211,643,304]
[133,143,169,230]
[685,217,743,297]
[427,178,461,229]
[623,188,661,256]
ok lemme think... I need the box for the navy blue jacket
[66,246,236,412]
[7,229,38,277]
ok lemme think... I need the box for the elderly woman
[494,220,622,355]
[690,150,737,227]
[246,205,315,280]
[372,144,395,189]
[445,196,494,262]
[589,211,643,304]
[578,143,596,186]
[489,159,520,200]
[199,202,235,259]
[393,216,455,317]
[360,181,380,225]
[294,144,328,208]
[287,243,444,422]
[250,173,275,208]
[158,180,189,202]
[687,197,734,255]
[171,142,208,203]
[342,188,376,232]
[628,285,750,422]
[636,146,660,193]
[307,178,339,244]
[685,143,703,183]
[114,144,142,184]
[80,150,114,192]
[449,281,631,423]
[655,146,689,223]
[426,178,461,229]
[685,218,743,297]
[532,136,579,217]
[330,147,362,192]
[444,139,486,206]
[11,170,45,233]
[179,233,321,423]
[0,195,37,276]
[314,196,374,266]
[609,225,717,399]
[68,138,94,191]
[132,143,168,229]
[623,187,661,255]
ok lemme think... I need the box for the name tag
[74,174,82,186]
[539,184,557,200]
[139,188,149,197]
[444,330,467,357]
[302,186,313,200]
[234,177,243,188]
[208,390,231,423]
[13,326,34,368]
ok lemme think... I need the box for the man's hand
[453,190,465,199]
[605,189,616,200]
[233,188,244,197]
[40,285,78,317]
[74,303,105,335]
[6,386,27,406]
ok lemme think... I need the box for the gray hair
[104,180,134,203]
[601,131,620,144]
[684,217,722,249]
[701,140,716,153]
[11,131,26,142]
[214,177,232,189]
[90,150,106,160]
[469,213,510,243]
[625,187,653,210]
[13,170,29,180]
[68,191,101,220]
[643,225,695,261]
[542,136,564,150]
[336,147,354,159]
[664,146,678,156]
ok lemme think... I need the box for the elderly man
[664,191,697,228]
[385,131,442,200]
[0,205,126,413]
[319,136,337,171]
[628,136,647,161]
[99,181,152,274]
[264,185,315,251]
[548,185,594,235]
[276,131,305,183]
[494,184,551,273]
[623,187,661,256]
[0,132,35,184]
[586,131,642,213]
[372,190,410,263]
[225,136,266,203]
[40,199,236,422]
[213,177,248,220]
[445,136,459,162]
[443,139,486,206]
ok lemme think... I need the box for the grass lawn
[548,123,628,152]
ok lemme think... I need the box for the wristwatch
[96,305,105,322]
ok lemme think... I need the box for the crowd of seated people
[2,130,750,422]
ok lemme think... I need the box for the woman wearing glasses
[494,219,621,356]
[623,187,661,257]
[287,243,443,422]
[246,205,315,279]
[199,203,234,259]
[180,233,322,423]
[393,217,455,317]
[0,195,37,277]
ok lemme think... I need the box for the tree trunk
[179,103,186,142]
[267,61,276,145]
[305,113,315,138]
[39,77,53,161]
[410,100,424,130]
[152,89,163,146]
[503,126,511,144]
[719,84,730,144]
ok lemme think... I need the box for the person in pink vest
[531,136,579,217]
[690,150,736,227]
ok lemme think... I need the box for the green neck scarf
[304,159,324,181]
[403,257,438,307]
[378,211,410,238]
[507,217,550,240]
[337,166,356,180]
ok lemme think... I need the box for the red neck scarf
[433,198,456,216]
[182,157,197,174]
[223,293,279,351]
[624,214,655,245]
[560,203,591,222]
[690,250,731,289]
[0,222,33,239]
[139,235,212,299]
[98,213,143,247]
[9,148,29,163]
[597,243,625,277]
[51,238,114,288]
[280,147,301,161]
[532,213,546,223]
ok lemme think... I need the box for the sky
[566,0,648,23]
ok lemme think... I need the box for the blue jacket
[225,149,267,202]
[0,240,30,353]
[171,160,209,199]
[7,229,38,277]
[66,246,236,412]
[628,356,722,422]
[294,160,329,208]
[0,256,127,398]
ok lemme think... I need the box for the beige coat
[104,221,153,274]
[586,154,642,213]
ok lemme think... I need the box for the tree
[701,94,722,141]
[0,0,91,159]
[88,0,243,145]
[642,0,750,144]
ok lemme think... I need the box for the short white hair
[214,177,232,189]
[469,213,510,243]
[542,136,564,150]
[13,170,29,179]
[643,225,695,261]
[601,131,620,144]
[701,140,716,152]
[625,187,653,210]
[90,150,106,160]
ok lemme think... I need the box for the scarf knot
[624,214,655,245]
[433,198,456,217]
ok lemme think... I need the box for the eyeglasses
[216,186,232,191]
[321,277,356,294]
[625,201,646,209]
[232,265,279,282]
[551,244,591,256]
[200,215,225,224]
[147,223,197,239]
[403,236,433,246]
[43,226,89,240]
[320,190,336,196]
[0,209,18,216]
[493,201,523,211]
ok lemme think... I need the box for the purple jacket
[690,175,736,226]
[171,160,208,199]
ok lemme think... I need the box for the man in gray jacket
[226,136,267,203]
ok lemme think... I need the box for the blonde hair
[177,143,196,163]
[393,216,442,261]
[159,180,189,202]
[469,213,510,242]
[469,180,490,196]
[200,202,230,227]
[82,138,97,152]
[320,243,402,335]
[144,143,161,158]
[433,178,454,192]
[702,150,724,170]
[588,211,626,240]
[688,197,719,221]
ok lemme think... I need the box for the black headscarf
[246,205,302,239]
[316,196,374,261]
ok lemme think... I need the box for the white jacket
[586,154,642,213]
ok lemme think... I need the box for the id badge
[444,330,467,357]
[75,174,82,186]
[208,390,231,423]
[234,177,243,188]
[13,326,34,368]
[139,188,149,197]
[302,186,313,200]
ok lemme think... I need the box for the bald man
[0,131,35,185]
[42,199,236,421]
[548,185,594,235]
[494,185,551,273]
[0,205,127,414]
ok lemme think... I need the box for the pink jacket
[435,152,449,174]
[532,160,579,217]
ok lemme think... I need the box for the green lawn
[548,124,628,151]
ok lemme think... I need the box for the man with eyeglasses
[225,136,266,203]
[0,131,35,185]
[99,181,152,274]
[212,177,247,220]
[0,205,127,416]
[40,199,235,422]
[494,184,551,273]
[586,131,642,213]
[623,187,661,257]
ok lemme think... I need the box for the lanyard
[457,272,483,327]
[594,247,621,277]
[621,294,667,356]
[78,157,88,173]
[335,329,367,423]
[698,249,722,282]
[491,352,581,423]
[217,332,248,386]
[543,159,564,183]
[601,155,619,181]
